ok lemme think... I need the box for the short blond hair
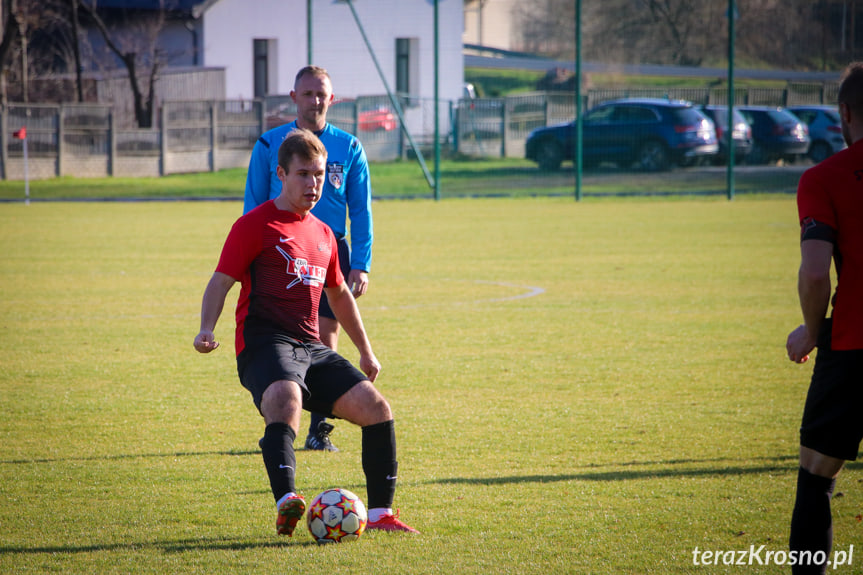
[277,128,328,172]
[294,65,331,88]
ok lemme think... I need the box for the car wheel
[536,140,563,171]
[637,140,669,172]
[808,141,832,164]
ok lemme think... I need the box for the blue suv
[525,98,718,171]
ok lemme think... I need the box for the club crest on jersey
[276,245,326,289]
[327,162,344,189]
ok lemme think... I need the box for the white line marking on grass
[22,281,546,321]
[474,280,546,302]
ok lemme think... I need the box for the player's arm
[786,239,833,363]
[345,142,373,297]
[194,271,236,353]
[324,281,380,381]
[243,138,272,215]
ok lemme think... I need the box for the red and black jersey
[215,200,344,355]
[797,138,863,350]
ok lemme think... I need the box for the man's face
[291,73,334,131]
[276,154,326,215]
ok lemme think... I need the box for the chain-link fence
[1,82,841,200]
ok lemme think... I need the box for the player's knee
[333,381,392,425]
[369,392,392,422]
[799,446,844,478]
[260,380,303,421]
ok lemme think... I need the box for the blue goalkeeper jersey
[243,120,373,272]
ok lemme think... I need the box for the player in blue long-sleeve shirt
[244,66,374,452]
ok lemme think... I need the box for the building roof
[81,0,209,13]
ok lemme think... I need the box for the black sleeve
[800,217,837,243]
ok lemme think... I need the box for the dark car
[525,98,718,171]
[786,105,846,163]
[698,105,753,164]
[736,106,810,165]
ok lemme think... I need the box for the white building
[205,0,463,103]
[463,0,520,51]
[83,0,465,104]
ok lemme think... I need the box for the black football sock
[790,466,835,575]
[309,412,326,435]
[362,419,397,510]
[260,423,297,503]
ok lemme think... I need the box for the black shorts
[318,236,351,321]
[236,333,367,417]
[799,319,863,461]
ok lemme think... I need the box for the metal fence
[0,100,264,180]
[0,82,839,180]
[453,83,839,160]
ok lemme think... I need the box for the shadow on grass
[426,454,862,486]
[0,449,260,466]
[0,536,321,556]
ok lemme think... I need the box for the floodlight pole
[433,0,440,201]
[307,0,313,65]
[342,0,435,189]
[23,132,29,205]
[727,0,736,201]
[574,0,583,202]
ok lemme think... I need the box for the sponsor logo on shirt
[276,245,326,289]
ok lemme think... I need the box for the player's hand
[359,352,381,382]
[786,324,815,363]
[348,269,369,298]
[194,330,220,354]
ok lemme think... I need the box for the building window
[395,37,418,107]
[253,39,278,99]
[253,39,268,98]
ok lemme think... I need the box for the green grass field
[1,195,860,574]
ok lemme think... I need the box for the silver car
[787,105,847,163]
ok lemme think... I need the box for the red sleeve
[797,168,837,230]
[215,212,262,280]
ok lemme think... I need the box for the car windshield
[708,108,747,124]
[670,107,704,123]
[708,108,727,123]
[769,109,799,123]
[824,110,840,123]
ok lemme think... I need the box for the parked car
[358,106,397,132]
[698,105,753,164]
[736,106,810,165]
[786,105,846,163]
[525,98,718,171]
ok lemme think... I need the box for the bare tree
[78,0,167,128]
[0,0,92,104]
[0,0,21,74]
[70,0,83,102]
[513,0,577,57]
[0,0,23,104]
[512,0,844,72]
[735,0,822,70]
[639,0,707,66]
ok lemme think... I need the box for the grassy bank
[0,158,804,202]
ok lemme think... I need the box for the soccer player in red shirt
[786,62,863,574]
[194,129,417,536]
